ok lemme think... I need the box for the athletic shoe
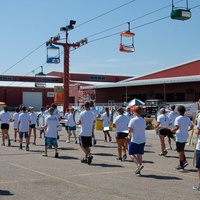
[158,152,165,157]
[81,158,87,163]
[87,155,93,165]
[163,150,168,156]
[66,140,70,143]
[135,171,141,176]
[55,152,59,158]
[175,165,184,170]
[32,142,36,145]
[26,146,30,151]
[42,153,48,157]
[109,137,112,142]
[193,184,200,191]
[116,157,122,161]
[122,154,127,161]
[75,141,78,144]
[183,161,189,168]
[8,140,11,147]
[93,139,97,146]
[135,164,144,174]
[19,146,23,150]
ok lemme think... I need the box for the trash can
[95,119,103,130]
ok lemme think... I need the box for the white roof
[80,75,200,89]
[0,81,63,88]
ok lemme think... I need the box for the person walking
[193,113,200,191]
[67,108,78,144]
[102,107,112,142]
[113,107,129,161]
[18,106,31,151]
[155,108,172,157]
[128,106,146,176]
[28,107,37,145]
[79,102,96,165]
[42,107,60,158]
[171,105,193,170]
[12,107,20,142]
[37,107,45,138]
[64,108,70,142]
[167,105,178,150]
[0,105,12,146]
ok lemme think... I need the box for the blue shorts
[45,137,58,147]
[196,150,200,168]
[129,142,145,155]
[19,132,28,139]
[69,126,76,131]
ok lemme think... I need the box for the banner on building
[54,86,63,104]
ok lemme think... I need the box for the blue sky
[0,0,199,77]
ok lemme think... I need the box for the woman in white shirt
[102,107,112,142]
[128,106,146,176]
[13,107,20,142]
[171,105,193,170]
[113,107,129,161]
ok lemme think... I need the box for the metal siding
[23,92,42,111]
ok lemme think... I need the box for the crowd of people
[0,102,200,191]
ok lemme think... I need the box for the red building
[81,59,200,104]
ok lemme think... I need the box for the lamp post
[46,20,88,113]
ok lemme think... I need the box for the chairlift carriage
[46,45,60,64]
[119,22,135,53]
[170,0,191,20]
[35,66,46,88]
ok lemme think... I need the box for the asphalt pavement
[0,123,199,200]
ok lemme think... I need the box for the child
[102,107,112,142]
[42,107,60,158]
[13,107,20,142]
[18,106,31,151]
[193,113,200,191]
[171,105,193,170]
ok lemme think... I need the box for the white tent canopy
[128,98,145,106]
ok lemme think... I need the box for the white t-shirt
[168,111,178,128]
[113,114,129,133]
[196,115,200,150]
[157,114,171,128]
[18,112,31,132]
[0,111,12,124]
[102,112,111,127]
[13,112,20,129]
[124,112,134,123]
[29,112,37,125]
[45,115,60,138]
[128,116,146,144]
[67,113,76,127]
[64,112,70,126]
[174,115,193,143]
[90,107,100,118]
[79,110,96,137]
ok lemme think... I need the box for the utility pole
[46,20,88,113]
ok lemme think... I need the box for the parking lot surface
[0,124,199,200]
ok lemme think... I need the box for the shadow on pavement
[142,174,182,180]
[57,155,79,160]
[91,163,124,168]
[0,189,14,196]
[92,153,115,157]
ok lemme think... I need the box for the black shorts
[29,124,36,129]
[158,128,171,137]
[65,126,69,130]
[79,136,92,148]
[176,142,185,152]
[1,123,9,130]
[196,150,200,168]
[116,132,128,139]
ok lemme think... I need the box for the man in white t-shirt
[79,102,96,165]
[171,105,193,170]
[193,114,200,191]
[18,106,31,151]
[90,101,100,145]
[42,107,60,158]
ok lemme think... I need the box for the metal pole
[63,31,70,114]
